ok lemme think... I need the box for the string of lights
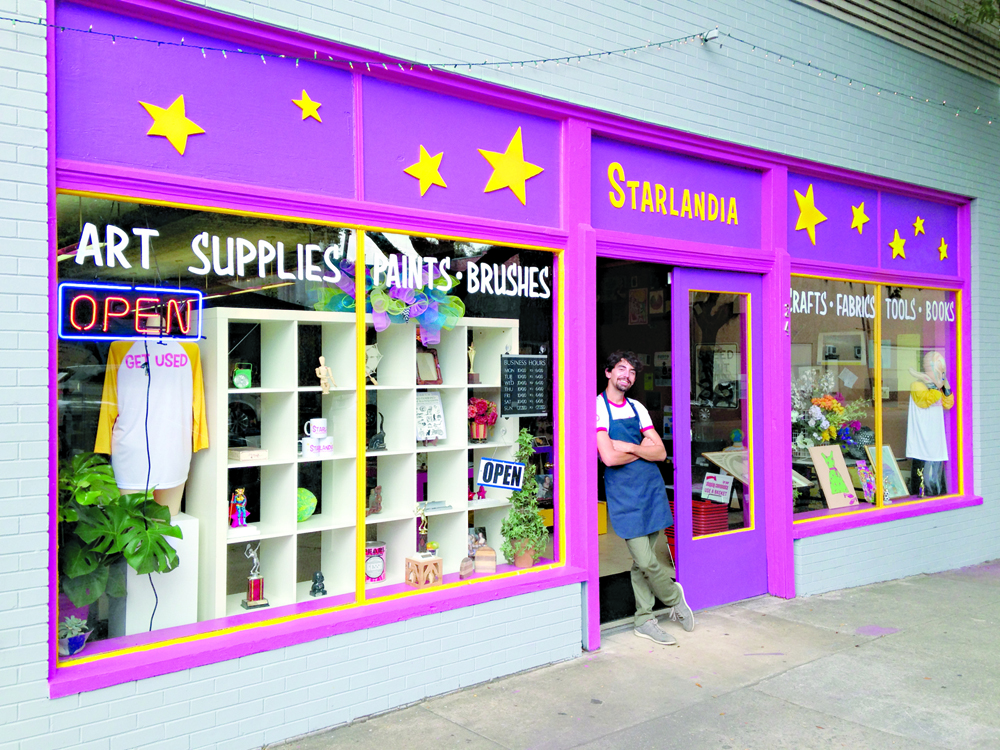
[4,11,996,124]
[723,32,997,125]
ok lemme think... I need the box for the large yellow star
[850,202,870,235]
[793,184,827,246]
[293,90,322,122]
[139,95,205,155]
[403,145,447,196]
[889,229,906,259]
[938,238,948,260]
[913,216,925,236]
[478,127,544,205]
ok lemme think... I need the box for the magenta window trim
[792,495,983,539]
[45,0,978,689]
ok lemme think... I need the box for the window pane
[880,287,959,501]
[358,232,557,595]
[790,277,876,516]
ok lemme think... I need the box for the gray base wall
[4,0,1000,748]
[1,585,582,750]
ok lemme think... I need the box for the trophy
[241,543,270,610]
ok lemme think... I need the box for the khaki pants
[625,531,681,627]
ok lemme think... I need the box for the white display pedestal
[108,512,200,637]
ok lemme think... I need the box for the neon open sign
[57,283,203,341]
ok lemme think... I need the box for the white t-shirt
[595,394,654,433]
[95,340,208,491]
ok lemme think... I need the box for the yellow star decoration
[139,95,205,155]
[889,229,906,259]
[938,238,948,261]
[793,184,827,246]
[293,90,322,122]
[850,202,870,235]
[403,145,447,196]
[478,127,544,205]
[913,216,925,236]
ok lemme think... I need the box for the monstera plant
[58,453,182,608]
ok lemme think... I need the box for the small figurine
[315,356,336,394]
[309,571,327,597]
[229,487,248,528]
[475,486,487,501]
[917,467,925,498]
[367,412,386,451]
[366,486,382,517]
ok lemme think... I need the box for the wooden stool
[405,555,443,588]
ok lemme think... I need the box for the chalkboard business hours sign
[58,282,203,342]
[500,354,549,417]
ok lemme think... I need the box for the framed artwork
[817,331,867,366]
[628,287,648,325]
[649,288,665,316]
[416,347,443,385]
[807,445,858,509]
[653,351,671,386]
[791,469,813,489]
[864,444,909,499]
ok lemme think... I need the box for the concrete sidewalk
[276,561,1000,750]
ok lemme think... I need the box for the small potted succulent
[57,616,92,657]
[468,396,499,443]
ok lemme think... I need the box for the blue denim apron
[602,392,673,539]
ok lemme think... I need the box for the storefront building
[3,0,998,747]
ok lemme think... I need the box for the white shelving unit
[188,308,521,621]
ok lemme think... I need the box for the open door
[671,268,767,610]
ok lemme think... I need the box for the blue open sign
[476,458,525,491]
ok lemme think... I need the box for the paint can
[365,541,386,583]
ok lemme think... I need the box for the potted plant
[58,452,183,611]
[57,616,92,657]
[500,429,550,568]
[468,396,498,443]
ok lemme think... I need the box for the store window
[790,276,961,520]
[55,194,559,661]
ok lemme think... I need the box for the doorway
[596,259,767,624]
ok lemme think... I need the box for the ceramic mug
[298,437,321,457]
[317,437,334,456]
[303,418,328,438]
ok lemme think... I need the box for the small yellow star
[478,127,544,205]
[889,229,906,259]
[293,90,322,122]
[403,145,447,196]
[793,184,827,246]
[850,202,870,235]
[938,238,948,260]
[139,95,205,155]
[913,216,925,236]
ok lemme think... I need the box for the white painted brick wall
[3,0,1000,746]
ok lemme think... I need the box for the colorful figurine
[229,487,248,528]
[315,356,335,394]
[475,486,487,501]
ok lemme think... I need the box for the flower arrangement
[312,259,465,346]
[468,396,499,442]
[791,370,868,453]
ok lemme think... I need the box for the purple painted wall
[787,172,959,277]
[363,78,560,226]
[591,137,762,249]
[55,2,355,197]
[880,192,958,276]
[787,173,878,265]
